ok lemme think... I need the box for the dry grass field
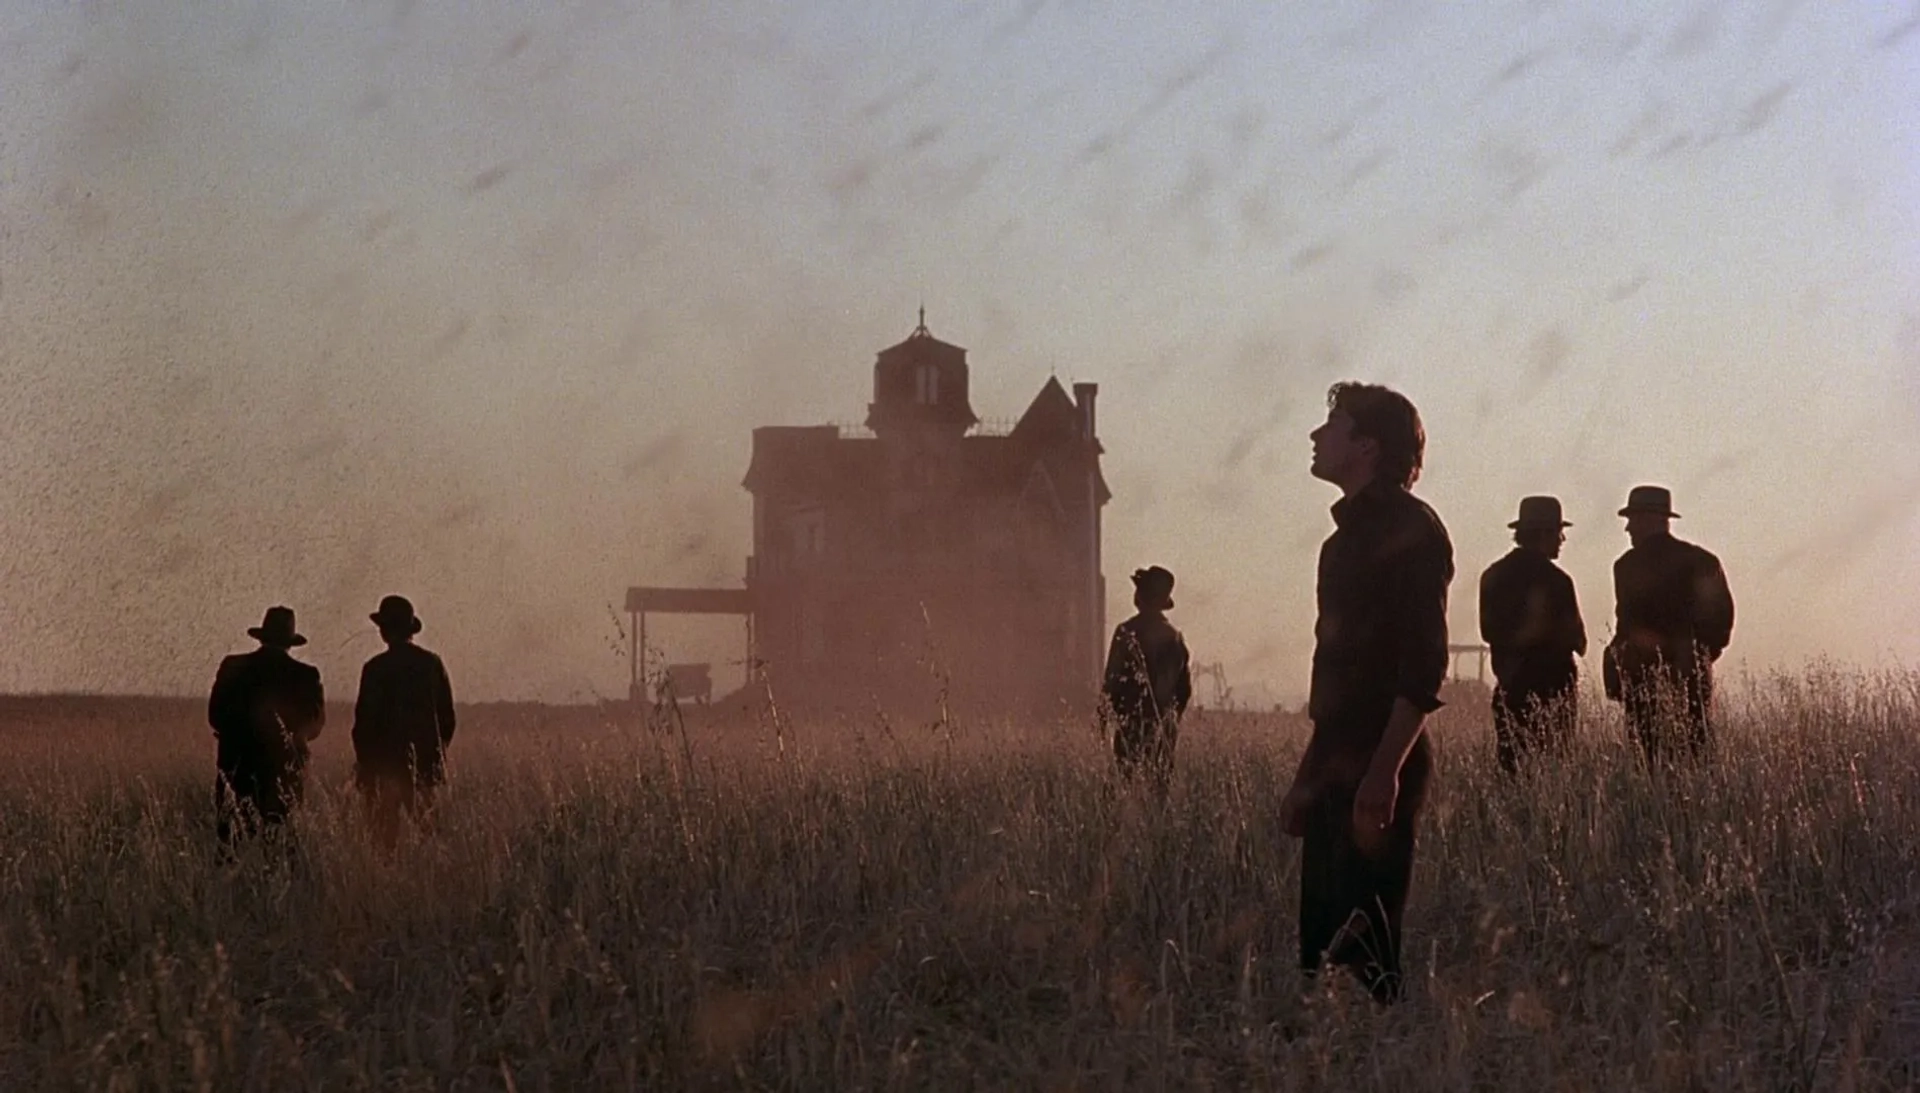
[4,667,1920,1091]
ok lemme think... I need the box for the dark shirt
[352,642,457,783]
[207,647,325,776]
[1478,548,1586,690]
[1611,533,1734,669]
[1102,612,1192,726]
[1308,480,1454,756]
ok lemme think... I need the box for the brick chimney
[1072,382,1098,441]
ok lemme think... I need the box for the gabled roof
[741,379,1110,508]
[1010,376,1080,445]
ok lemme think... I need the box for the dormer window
[915,364,940,405]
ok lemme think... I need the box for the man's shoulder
[397,643,446,670]
[1481,549,1525,580]
[1391,489,1453,547]
[1676,538,1723,568]
[1118,614,1184,644]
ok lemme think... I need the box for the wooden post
[629,609,639,701]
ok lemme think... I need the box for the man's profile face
[1624,511,1668,543]
[1309,409,1375,487]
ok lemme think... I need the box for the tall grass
[3,667,1919,1090]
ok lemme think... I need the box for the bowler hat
[1508,495,1571,530]
[1617,484,1680,518]
[1131,565,1175,610]
[247,605,307,648]
[370,594,423,635]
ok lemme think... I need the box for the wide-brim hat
[370,594,423,634]
[247,605,307,647]
[1131,565,1175,609]
[1508,494,1572,530]
[1618,484,1680,518]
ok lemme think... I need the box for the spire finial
[912,300,930,338]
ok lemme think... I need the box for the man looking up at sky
[1281,382,1454,1005]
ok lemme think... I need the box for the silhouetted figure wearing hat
[1281,382,1454,1006]
[1602,486,1734,762]
[207,606,325,850]
[1101,565,1192,794]
[1479,496,1587,774]
[351,595,457,853]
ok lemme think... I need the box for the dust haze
[1,1,1917,704]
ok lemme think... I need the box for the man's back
[208,648,325,773]
[1614,534,1733,659]
[1103,613,1192,724]
[352,643,457,780]
[1479,548,1585,686]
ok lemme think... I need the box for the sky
[1,0,1917,706]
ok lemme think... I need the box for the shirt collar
[1330,477,1403,528]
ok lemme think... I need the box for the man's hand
[1279,780,1315,838]
[1352,767,1399,836]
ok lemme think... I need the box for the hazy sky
[3,1,1917,705]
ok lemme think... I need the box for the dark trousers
[359,769,438,853]
[1491,680,1576,775]
[1623,668,1713,764]
[1112,716,1178,794]
[214,765,301,850]
[1299,739,1430,1004]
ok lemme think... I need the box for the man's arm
[1477,566,1508,649]
[1172,640,1192,716]
[1360,696,1429,812]
[1561,570,1588,658]
[435,656,457,745]
[208,657,241,736]
[1100,627,1129,694]
[1694,553,1734,659]
[300,670,326,743]
[1355,524,1452,832]
[350,662,376,754]
[1611,555,1635,638]
[1101,626,1142,721]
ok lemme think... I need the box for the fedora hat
[1617,484,1680,518]
[1508,495,1571,530]
[1131,565,1175,610]
[247,605,307,648]
[369,594,423,635]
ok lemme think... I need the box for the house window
[790,510,826,560]
[915,364,940,405]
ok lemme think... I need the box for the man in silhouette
[1603,485,1734,762]
[1101,565,1193,794]
[351,595,457,852]
[1479,496,1587,775]
[207,606,326,849]
[1280,382,1454,1005]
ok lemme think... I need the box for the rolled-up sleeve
[1394,523,1454,713]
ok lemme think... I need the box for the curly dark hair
[1327,382,1425,489]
